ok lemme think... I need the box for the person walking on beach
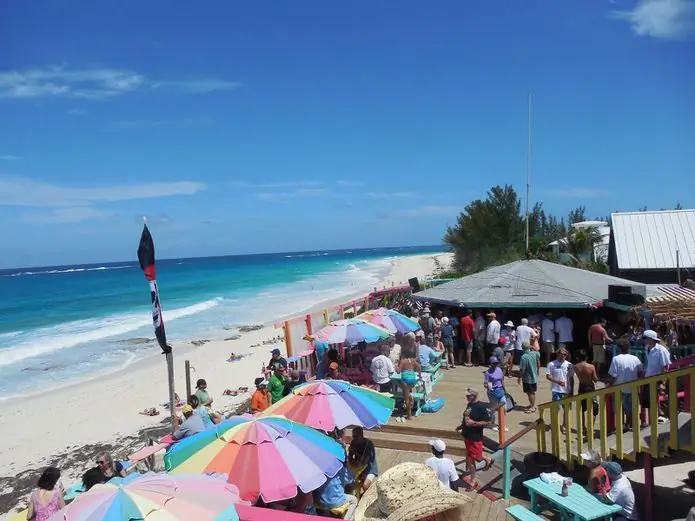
[267,364,287,404]
[250,377,270,413]
[194,378,214,407]
[518,341,540,413]
[425,439,460,491]
[460,309,475,367]
[440,316,456,369]
[27,467,65,521]
[455,388,492,491]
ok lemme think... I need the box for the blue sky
[1,0,694,268]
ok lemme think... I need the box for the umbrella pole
[166,351,179,432]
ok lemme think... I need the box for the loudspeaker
[608,285,645,306]
[408,277,421,293]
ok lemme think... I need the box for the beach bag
[422,397,446,413]
[505,392,516,413]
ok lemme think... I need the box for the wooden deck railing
[536,363,695,468]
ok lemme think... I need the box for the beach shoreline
[0,252,452,518]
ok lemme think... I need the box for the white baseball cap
[643,329,661,342]
[429,439,446,452]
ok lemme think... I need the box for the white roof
[611,210,695,270]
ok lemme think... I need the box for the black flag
[137,224,172,354]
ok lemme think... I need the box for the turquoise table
[523,477,623,521]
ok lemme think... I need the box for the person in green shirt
[517,341,540,413]
[194,378,213,407]
[267,365,287,404]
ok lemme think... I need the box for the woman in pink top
[27,467,65,521]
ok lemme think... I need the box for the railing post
[184,360,192,398]
[606,385,615,432]
[644,453,654,521]
[339,304,345,319]
[498,407,507,445]
[283,321,293,357]
[502,445,512,499]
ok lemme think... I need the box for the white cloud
[232,181,322,189]
[610,0,695,40]
[257,188,329,201]
[0,175,205,206]
[404,205,463,216]
[0,154,22,160]
[337,180,364,187]
[546,187,609,198]
[22,206,114,223]
[0,64,242,100]
[367,191,413,199]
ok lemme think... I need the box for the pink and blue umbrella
[262,379,395,431]
[310,319,390,344]
[358,307,420,334]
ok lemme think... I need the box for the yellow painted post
[564,401,573,468]
[323,309,329,326]
[599,395,608,456]
[283,320,293,357]
[339,304,345,319]
[614,391,623,458]
[550,404,561,458]
[668,373,679,451]
[587,396,595,452]
[632,384,641,454]
[649,383,659,458]
[575,398,584,454]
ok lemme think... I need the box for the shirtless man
[574,350,599,433]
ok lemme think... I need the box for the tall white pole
[525,93,532,252]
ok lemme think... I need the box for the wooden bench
[505,505,544,521]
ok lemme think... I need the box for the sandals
[139,408,160,416]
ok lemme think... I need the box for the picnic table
[523,477,623,521]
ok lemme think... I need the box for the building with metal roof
[413,259,645,308]
[608,209,695,284]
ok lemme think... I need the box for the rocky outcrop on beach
[190,339,210,347]
[238,325,264,333]
[224,335,242,341]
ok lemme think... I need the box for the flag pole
[166,348,177,432]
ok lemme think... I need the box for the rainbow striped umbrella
[262,379,395,431]
[310,318,390,344]
[47,473,245,521]
[358,307,420,334]
[164,416,345,504]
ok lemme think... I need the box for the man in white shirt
[424,439,460,491]
[515,318,536,366]
[608,339,643,430]
[603,461,638,521]
[641,329,672,424]
[486,312,501,359]
[554,312,574,350]
[541,312,556,364]
[546,347,574,433]
[370,352,395,393]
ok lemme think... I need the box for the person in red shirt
[459,309,476,367]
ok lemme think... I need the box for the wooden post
[339,304,345,319]
[165,352,178,433]
[498,406,507,445]
[284,321,294,357]
[185,360,192,398]
[323,309,329,326]
[502,445,512,499]
[644,453,654,521]
[606,387,615,432]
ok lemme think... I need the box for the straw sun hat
[355,462,471,521]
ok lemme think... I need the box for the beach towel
[422,398,446,413]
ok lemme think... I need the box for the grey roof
[611,209,695,271]
[415,259,645,308]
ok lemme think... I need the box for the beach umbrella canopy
[47,473,245,521]
[164,415,345,503]
[310,318,390,344]
[262,379,395,431]
[358,307,420,334]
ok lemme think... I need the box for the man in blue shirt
[416,331,441,369]
[315,464,358,520]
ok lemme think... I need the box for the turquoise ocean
[0,246,444,398]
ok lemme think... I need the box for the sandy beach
[0,252,452,517]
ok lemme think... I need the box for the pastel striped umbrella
[310,318,390,344]
[262,379,395,431]
[164,416,345,504]
[358,307,420,334]
[47,473,245,521]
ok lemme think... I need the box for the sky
[1,0,694,268]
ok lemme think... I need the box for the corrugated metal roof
[645,284,695,303]
[414,259,645,308]
[611,210,695,271]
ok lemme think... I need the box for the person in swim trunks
[574,350,599,432]
[397,333,422,420]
